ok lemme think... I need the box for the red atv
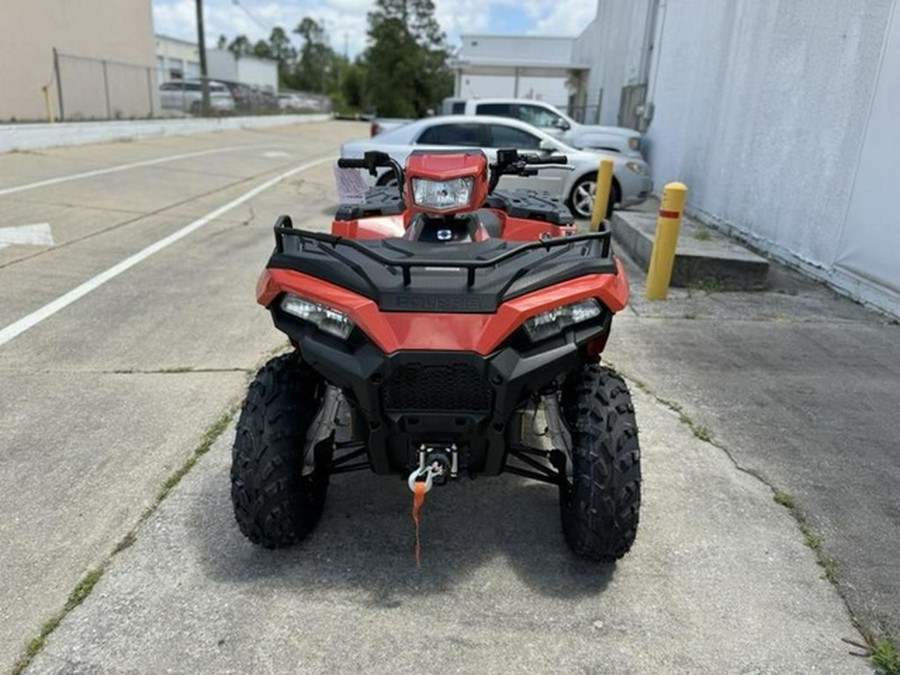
[232,149,641,561]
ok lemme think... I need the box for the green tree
[364,0,453,117]
[252,40,273,59]
[292,17,334,93]
[227,35,252,57]
[267,26,297,88]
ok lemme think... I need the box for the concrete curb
[0,114,331,154]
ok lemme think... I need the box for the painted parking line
[0,156,334,348]
[0,144,278,197]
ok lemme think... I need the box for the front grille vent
[382,363,491,412]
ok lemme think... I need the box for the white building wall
[456,75,570,107]
[460,35,575,63]
[645,0,895,301]
[206,50,238,83]
[573,1,651,125]
[206,50,277,92]
[236,56,278,92]
[831,1,900,311]
[155,35,201,83]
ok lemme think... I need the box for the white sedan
[340,115,652,218]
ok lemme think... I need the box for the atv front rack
[273,215,612,289]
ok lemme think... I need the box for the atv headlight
[280,294,354,339]
[411,177,473,211]
[523,299,603,342]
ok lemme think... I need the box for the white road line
[0,156,333,348]
[0,144,274,197]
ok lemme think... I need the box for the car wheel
[376,170,399,187]
[568,175,620,220]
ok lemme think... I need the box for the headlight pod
[280,294,354,339]
[523,298,604,342]
[411,177,473,211]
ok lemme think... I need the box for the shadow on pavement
[191,459,616,602]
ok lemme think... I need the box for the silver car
[340,115,652,218]
[158,80,236,115]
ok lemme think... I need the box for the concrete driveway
[0,124,877,674]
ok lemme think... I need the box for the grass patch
[693,227,712,241]
[11,568,104,674]
[691,277,727,293]
[819,557,838,583]
[773,491,795,509]
[157,409,232,501]
[693,425,712,442]
[873,639,900,675]
[804,533,823,550]
[13,407,236,673]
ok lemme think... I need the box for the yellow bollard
[42,85,56,123]
[589,158,614,232]
[645,182,688,300]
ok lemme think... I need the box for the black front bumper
[272,311,610,476]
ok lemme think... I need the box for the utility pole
[195,0,210,115]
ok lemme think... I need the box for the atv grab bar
[273,226,611,288]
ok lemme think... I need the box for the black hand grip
[337,158,367,169]
[523,154,568,165]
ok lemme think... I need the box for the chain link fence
[52,50,332,122]
[54,50,156,121]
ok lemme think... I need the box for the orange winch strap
[412,480,427,567]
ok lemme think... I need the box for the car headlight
[280,294,354,339]
[412,177,473,211]
[628,137,641,150]
[625,161,649,176]
[523,298,603,342]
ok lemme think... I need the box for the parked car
[441,98,642,157]
[158,80,235,114]
[371,98,642,158]
[370,118,414,137]
[342,115,652,218]
[216,80,263,113]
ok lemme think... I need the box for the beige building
[0,0,158,122]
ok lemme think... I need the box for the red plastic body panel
[330,209,573,242]
[257,260,629,356]
[331,215,406,239]
[487,209,577,241]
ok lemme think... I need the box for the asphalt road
[0,123,873,674]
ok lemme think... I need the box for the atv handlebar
[488,150,569,193]
[521,153,568,165]
[338,149,569,202]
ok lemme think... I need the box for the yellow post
[645,182,688,300]
[589,158,614,232]
[42,85,56,123]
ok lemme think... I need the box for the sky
[152,0,598,58]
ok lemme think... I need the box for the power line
[231,0,271,33]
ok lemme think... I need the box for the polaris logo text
[391,295,490,312]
